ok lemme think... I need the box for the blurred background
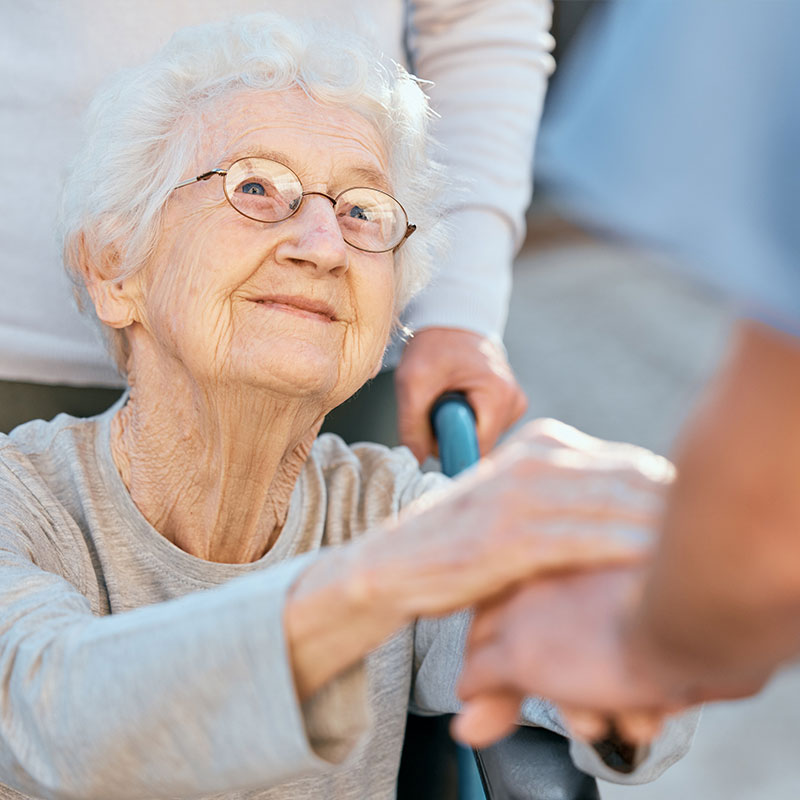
[509,1,800,796]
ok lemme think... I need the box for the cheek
[137,220,261,358]
[354,259,396,342]
[341,259,396,385]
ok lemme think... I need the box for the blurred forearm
[633,320,800,696]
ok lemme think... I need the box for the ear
[76,231,140,329]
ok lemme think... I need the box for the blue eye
[348,205,369,221]
[241,181,266,195]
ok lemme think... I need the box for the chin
[253,364,340,399]
[228,341,340,398]
[224,329,383,405]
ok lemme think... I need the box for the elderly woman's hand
[286,419,674,700]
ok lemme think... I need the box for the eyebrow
[224,148,392,193]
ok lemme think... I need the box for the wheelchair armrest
[474,727,601,800]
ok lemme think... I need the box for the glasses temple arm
[392,224,417,251]
[173,169,228,190]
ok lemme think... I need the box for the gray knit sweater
[0,404,697,799]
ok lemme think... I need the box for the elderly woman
[0,14,696,800]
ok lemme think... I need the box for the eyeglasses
[173,156,416,253]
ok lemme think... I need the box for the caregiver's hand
[286,420,673,700]
[453,567,679,748]
[394,327,527,462]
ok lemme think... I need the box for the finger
[473,399,507,455]
[468,384,527,456]
[520,454,673,500]
[397,411,435,463]
[457,639,508,700]
[466,595,515,650]
[518,417,667,462]
[512,521,652,574]
[411,530,649,622]
[479,451,669,524]
[451,690,522,748]
[439,529,646,622]
[511,420,675,486]
[489,443,673,506]
[559,707,611,742]
[614,710,666,744]
[513,504,662,534]
[510,383,529,424]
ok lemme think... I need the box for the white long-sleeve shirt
[0,0,553,386]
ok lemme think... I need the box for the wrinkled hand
[289,420,673,705]
[394,327,527,462]
[453,568,681,748]
[354,418,673,625]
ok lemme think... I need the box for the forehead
[198,88,391,189]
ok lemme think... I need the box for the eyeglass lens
[223,158,408,252]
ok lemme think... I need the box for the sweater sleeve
[402,0,555,339]
[567,709,700,786]
[0,472,367,798]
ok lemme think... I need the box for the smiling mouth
[252,296,336,322]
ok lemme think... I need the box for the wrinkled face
[128,89,396,409]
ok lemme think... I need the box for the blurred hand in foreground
[453,568,678,748]
[394,327,527,462]
[454,563,765,749]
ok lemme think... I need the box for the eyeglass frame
[172,157,417,253]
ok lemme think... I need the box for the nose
[273,193,349,276]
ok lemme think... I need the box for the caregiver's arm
[403,0,554,337]
[632,319,800,697]
[395,0,554,460]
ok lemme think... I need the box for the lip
[251,294,337,322]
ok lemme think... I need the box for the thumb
[558,706,612,742]
[452,690,523,748]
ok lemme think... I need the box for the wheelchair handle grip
[430,392,480,477]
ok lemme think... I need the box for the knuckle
[519,417,572,447]
[396,355,433,385]
[499,447,537,482]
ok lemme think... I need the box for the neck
[110,354,324,564]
